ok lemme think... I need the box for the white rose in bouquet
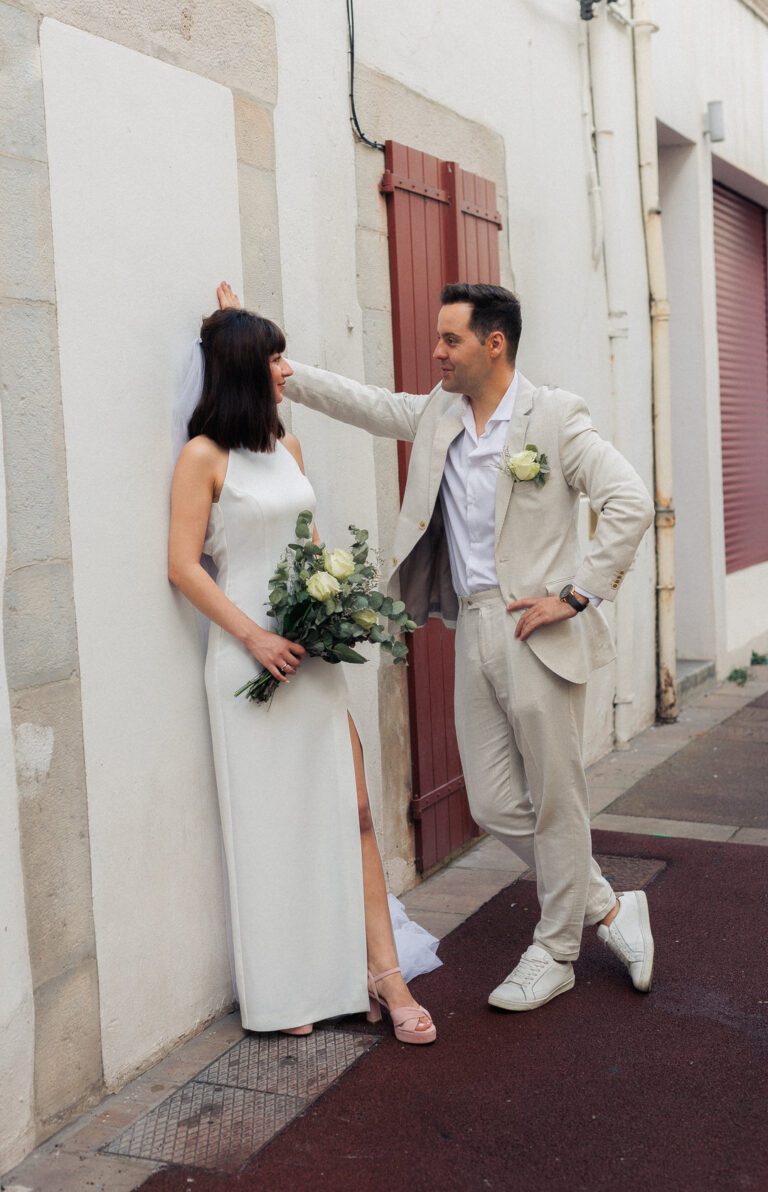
[307,571,341,601]
[323,548,356,580]
[352,607,378,630]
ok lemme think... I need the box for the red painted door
[381,140,503,871]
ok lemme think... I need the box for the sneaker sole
[487,973,575,1012]
[632,890,654,993]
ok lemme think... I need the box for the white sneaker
[488,944,575,1011]
[597,889,654,992]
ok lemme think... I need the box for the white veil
[171,335,218,639]
[172,336,205,466]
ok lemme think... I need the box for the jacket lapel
[428,399,465,509]
[494,373,536,547]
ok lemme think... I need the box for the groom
[223,280,656,1010]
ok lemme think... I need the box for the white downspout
[580,13,638,746]
[630,0,679,721]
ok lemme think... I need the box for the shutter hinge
[380,170,450,203]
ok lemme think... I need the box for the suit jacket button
[392,557,398,566]
[418,519,427,530]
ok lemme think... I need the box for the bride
[168,285,437,1042]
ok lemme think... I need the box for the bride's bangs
[261,317,287,357]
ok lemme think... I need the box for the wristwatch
[560,584,589,614]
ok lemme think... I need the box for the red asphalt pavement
[140,828,768,1192]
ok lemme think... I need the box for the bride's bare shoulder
[178,435,228,469]
[174,437,228,498]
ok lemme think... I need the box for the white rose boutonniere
[499,443,550,489]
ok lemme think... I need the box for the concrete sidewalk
[3,664,767,1191]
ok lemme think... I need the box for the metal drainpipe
[630,0,679,721]
[580,14,637,746]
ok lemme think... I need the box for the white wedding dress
[202,441,439,1031]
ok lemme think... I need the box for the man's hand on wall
[507,595,579,640]
[217,280,242,310]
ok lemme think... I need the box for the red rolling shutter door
[713,183,768,573]
[381,141,502,871]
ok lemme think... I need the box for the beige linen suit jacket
[286,364,655,685]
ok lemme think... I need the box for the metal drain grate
[197,1028,370,1098]
[103,1082,303,1172]
[520,853,666,889]
[101,1027,377,1174]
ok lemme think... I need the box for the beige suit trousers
[454,588,616,961]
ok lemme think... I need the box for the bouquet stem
[234,673,279,704]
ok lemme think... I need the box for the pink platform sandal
[366,966,437,1045]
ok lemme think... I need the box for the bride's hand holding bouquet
[236,511,416,704]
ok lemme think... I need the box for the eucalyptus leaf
[332,643,366,664]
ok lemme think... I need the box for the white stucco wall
[0,415,36,1173]
[654,0,768,180]
[659,138,728,665]
[726,561,768,660]
[40,19,242,1085]
[654,0,768,672]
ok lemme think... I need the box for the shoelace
[508,954,549,984]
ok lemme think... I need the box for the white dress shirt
[440,375,518,598]
[439,373,600,604]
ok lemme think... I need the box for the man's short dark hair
[440,283,522,362]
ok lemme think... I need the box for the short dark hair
[440,283,522,362]
[187,308,286,452]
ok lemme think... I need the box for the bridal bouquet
[235,510,417,704]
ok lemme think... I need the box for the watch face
[560,584,573,599]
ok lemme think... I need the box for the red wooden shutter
[381,140,502,872]
[713,183,768,573]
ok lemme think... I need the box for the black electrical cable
[346,0,385,151]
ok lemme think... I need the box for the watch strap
[560,584,588,613]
